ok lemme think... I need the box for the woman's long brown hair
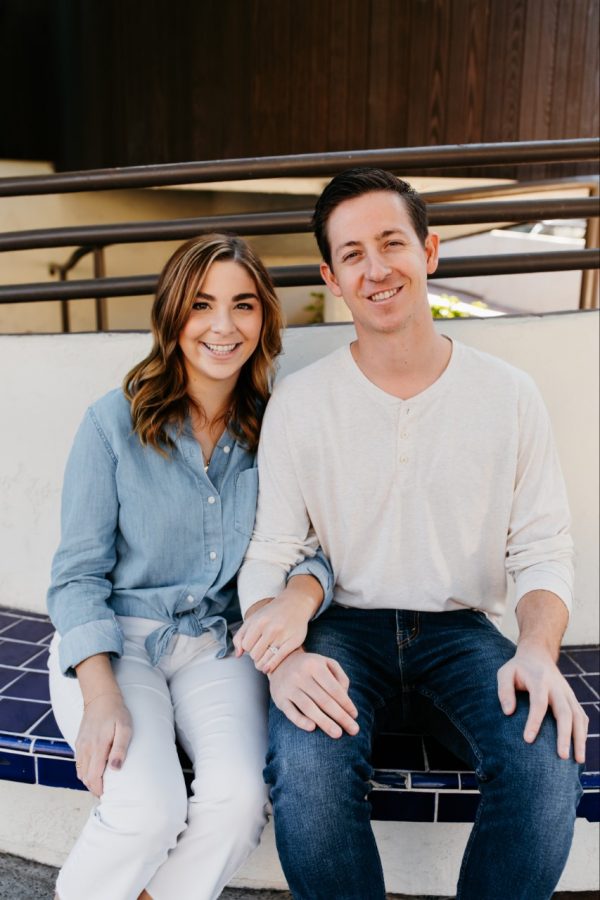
[123,234,283,455]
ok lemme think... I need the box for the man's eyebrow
[374,228,410,241]
[195,291,259,301]
[334,229,411,258]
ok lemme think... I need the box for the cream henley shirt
[237,340,574,623]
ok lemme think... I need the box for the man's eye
[342,251,359,263]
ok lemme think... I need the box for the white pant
[49,617,269,900]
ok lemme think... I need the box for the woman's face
[178,259,263,392]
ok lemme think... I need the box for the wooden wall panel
[1,0,597,178]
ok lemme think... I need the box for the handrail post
[93,246,108,331]
[580,183,600,310]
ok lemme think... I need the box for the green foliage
[430,294,487,319]
[304,291,325,324]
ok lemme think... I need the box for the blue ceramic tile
[581,773,600,790]
[586,705,600,736]
[371,771,408,790]
[33,738,73,759]
[372,733,425,771]
[558,654,581,675]
[566,676,597,703]
[370,790,435,822]
[570,649,600,674]
[0,733,32,753]
[423,736,471,771]
[0,641,41,667]
[0,668,21,691]
[437,792,481,823]
[459,773,479,790]
[3,620,54,643]
[33,710,64,740]
[583,674,600,697]
[0,750,36,785]
[37,756,86,791]
[0,698,49,733]
[411,772,459,790]
[576,791,600,823]
[0,615,17,633]
[585,736,599,772]
[3,672,50,702]
[26,649,50,672]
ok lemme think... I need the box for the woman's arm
[233,572,323,673]
[73,653,132,796]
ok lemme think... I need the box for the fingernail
[524,731,535,742]
[111,759,122,770]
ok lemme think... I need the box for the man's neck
[351,322,452,400]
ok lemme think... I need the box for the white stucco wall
[0,311,598,643]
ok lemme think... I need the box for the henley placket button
[209,551,217,561]
[207,496,216,504]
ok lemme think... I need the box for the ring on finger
[268,645,280,656]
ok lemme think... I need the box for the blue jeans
[265,606,582,900]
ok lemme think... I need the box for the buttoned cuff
[57,618,124,677]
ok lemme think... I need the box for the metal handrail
[2,250,597,304]
[1,197,598,253]
[0,139,598,197]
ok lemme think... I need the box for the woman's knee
[100,780,188,852]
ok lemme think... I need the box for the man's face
[320,191,439,337]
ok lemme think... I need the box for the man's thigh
[409,611,566,777]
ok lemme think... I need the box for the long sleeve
[237,388,322,617]
[47,408,123,675]
[505,376,574,614]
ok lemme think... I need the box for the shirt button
[399,456,409,464]
[223,446,231,454]
[186,594,194,603]
[209,551,217,561]
[207,496,216,505]
[400,431,408,439]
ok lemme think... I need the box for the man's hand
[269,648,360,739]
[497,642,588,763]
[74,691,133,797]
[498,589,588,763]
[234,575,323,674]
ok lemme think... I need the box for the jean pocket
[234,466,259,536]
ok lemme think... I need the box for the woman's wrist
[83,690,123,710]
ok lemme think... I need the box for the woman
[47,234,328,900]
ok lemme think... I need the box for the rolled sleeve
[288,548,334,618]
[57,618,124,677]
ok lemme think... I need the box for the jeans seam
[416,685,485,774]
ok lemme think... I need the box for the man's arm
[497,589,588,763]
[237,385,357,736]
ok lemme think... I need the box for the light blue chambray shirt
[47,389,332,676]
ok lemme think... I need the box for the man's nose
[365,254,392,281]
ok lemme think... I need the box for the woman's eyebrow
[195,291,259,300]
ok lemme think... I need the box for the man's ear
[425,232,440,276]
[320,261,343,297]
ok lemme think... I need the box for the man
[234,169,587,899]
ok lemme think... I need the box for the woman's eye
[235,302,254,310]
[192,301,210,310]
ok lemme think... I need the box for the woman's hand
[74,691,133,797]
[233,574,323,674]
